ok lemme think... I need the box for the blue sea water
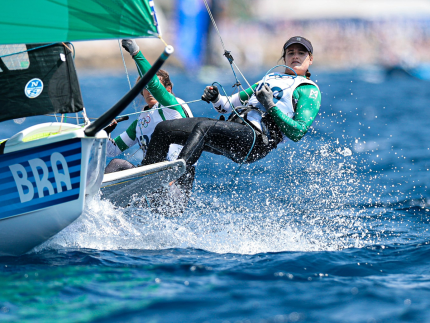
[1,67,430,323]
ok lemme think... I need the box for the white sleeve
[211,93,242,114]
[162,108,184,120]
[177,97,193,117]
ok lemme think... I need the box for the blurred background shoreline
[73,0,430,79]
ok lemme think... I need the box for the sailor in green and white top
[142,36,322,167]
[106,40,192,167]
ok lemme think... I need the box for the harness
[226,106,283,149]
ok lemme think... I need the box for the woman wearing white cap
[143,36,321,167]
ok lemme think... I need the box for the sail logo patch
[24,78,44,98]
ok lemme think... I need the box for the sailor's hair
[155,69,173,89]
[305,68,312,80]
[136,69,174,95]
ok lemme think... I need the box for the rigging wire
[172,81,256,172]
[232,61,252,89]
[117,40,148,158]
[200,0,284,202]
[70,98,203,125]
[46,114,97,120]
[118,40,138,113]
[158,35,169,47]
[0,43,56,58]
[203,0,252,90]
[0,42,75,59]
[212,81,256,163]
[203,0,226,52]
[202,0,256,162]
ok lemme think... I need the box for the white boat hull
[0,198,87,256]
[0,122,107,256]
[101,159,186,207]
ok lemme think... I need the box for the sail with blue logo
[0,0,161,122]
[0,43,84,122]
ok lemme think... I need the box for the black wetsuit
[143,117,275,166]
[143,74,322,167]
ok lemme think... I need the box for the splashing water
[36,135,379,255]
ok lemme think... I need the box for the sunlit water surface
[0,68,430,323]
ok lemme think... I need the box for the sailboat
[0,0,185,256]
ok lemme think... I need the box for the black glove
[256,84,276,111]
[121,39,139,56]
[104,120,118,134]
[201,85,220,103]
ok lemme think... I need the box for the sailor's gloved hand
[121,39,140,56]
[201,85,219,103]
[104,119,118,134]
[256,84,276,111]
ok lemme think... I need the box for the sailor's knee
[193,120,212,135]
[153,122,170,136]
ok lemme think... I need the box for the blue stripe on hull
[0,142,82,168]
[0,194,81,220]
[0,166,82,193]
[0,138,84,220]
[0,176,81,202]
[0,184,80,212]
[0,158,82,181]
[0,148,82,176]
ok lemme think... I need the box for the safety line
[262,65,297,85]
[74,98,203,126]
[117,99,203,118]
[202,1,259,162]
